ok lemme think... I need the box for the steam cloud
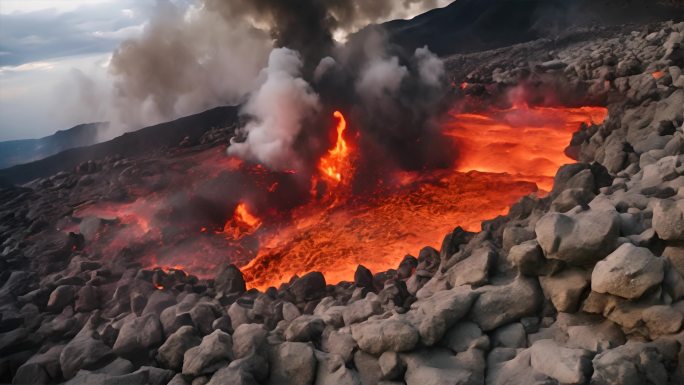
[228,48,320,171]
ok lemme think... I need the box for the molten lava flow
[445,106,608,191]
[224,202,262,240]
[318,111,351,184]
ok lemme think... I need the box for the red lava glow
[445,106,608,191]
[71,106,607,291]
[652,71,665,79]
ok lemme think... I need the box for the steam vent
[1,1,684,384]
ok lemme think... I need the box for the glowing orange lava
[224,202,262,240]
[318,111,351,184]
[445,106,608,191]
[240,105,608,290]
[652,71,665,79]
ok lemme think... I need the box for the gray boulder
[591,243,664,299]
[156,325,201,370]
[214,263,246,296]
[112,313,163,359]
[469,277,541,331]
[232,323,268,359]
[267,342,316,385]
[535,209,620,265]
[653,199,684,241]
[60,322,114,379]
[404,287,477,345]
[529,339,594,385]
[591,339,679,385]
[285,315,325,342]
[539,268,589,312]
[182,330,233,376]
[351,318,420,355]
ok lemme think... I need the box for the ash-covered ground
[1,15,684,385]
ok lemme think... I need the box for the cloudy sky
[0,0,158,140]
[0,0,448,142]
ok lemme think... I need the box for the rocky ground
[1,20,684,385]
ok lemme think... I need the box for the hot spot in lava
[71,104,607,290]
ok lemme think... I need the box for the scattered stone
[182,329,233,376]
[156,325,201,370]
[591,243,665,299]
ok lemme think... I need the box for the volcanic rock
[156,325,201,370]
[267,341,316,385]
[342,294,381,325]
[591,339,679,385]
[439,321,487,353]
[469,276,541,331]
[354,350,382,385]
[539,268,590,312]
[232,323,268,359]
[491,322,527,349]
[60,322,115,379]
[653,198,684,241]
[13,344,63,384]
[446,246,494,287]
[351,318,420,355]
[566,320,626,353]
[535,208,620,266]
[182,329,233,376]
[354,265,374,290]
[403,347,483,385]
[74,285,99,313]
[290,271,326,302]
[642,305,684,336]
[321,329,356,363]
[529,339,594,385]
[284,315,325,342]
[591,243,665,299]
[404,286,477,345]
[46,285,76,313]
[142,290,176,316]
[315,350,361,385]
[214,263,246,296]
[112,313,163,360]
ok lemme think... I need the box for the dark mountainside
[0,106,237,185]
[0,122,106,169]
[382,0,684,56]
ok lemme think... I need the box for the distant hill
[0,106,238,185]
[0,122,106,169]
[381,0,684,57]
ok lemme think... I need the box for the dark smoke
[110,0,457,187]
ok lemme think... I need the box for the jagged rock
[113,313,163,359]
[214,264,246,296]
[156,325,201,370]
[439,321,487,353]
[190,303,218,335]
[351,318,420,355]
[321,330,356,363]
[232,323,268,359]
[206,354,268,385]
[486,349,551,385]
[285,315,325,342]
[47,285,76,313]
[566,320,626,352]
[342,294,381,326]
[379,351,405,380]
[446,246,494,287]
[404,287,477,345]
[74,285,99,312]
[142,290,176,316]
[281,302,301,322]
[529,339,594,384]
[642,305,684,336]
[13,345,63,384]
[182,329,233,376]
[315,350,361,385]
[403,347,483,385]
[539,268,589,312]
[591,339,679,385]
[653,199,684,241]
[469,276,541,331]
[60,323,115,379]
[491,323,526,348]
[267,342,316,385]
[591,243,665,299]
[228,302,251,331]
[354,265,374,290]
[535,208,620,265]
[354,350,381,385]
[290,272,326,302]
[160,305,194,336]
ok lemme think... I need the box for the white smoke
[227,48,321,171]
[355,56,408,101]
[415,45,445,87]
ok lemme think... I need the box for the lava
[445,106,608,191]
[224,202,262,240]
[71,104,608,292]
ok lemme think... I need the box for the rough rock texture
[591,243,665,299]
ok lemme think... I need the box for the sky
[0,0,449,142]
